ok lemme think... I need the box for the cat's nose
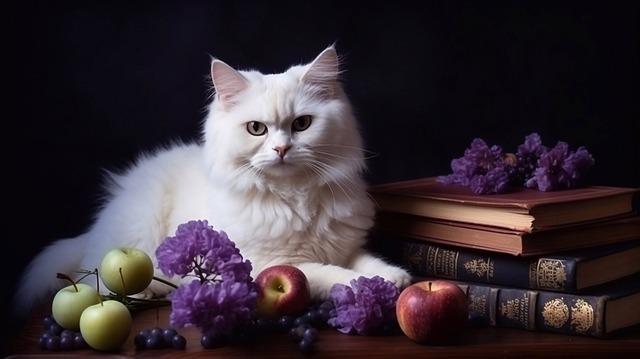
[273,145,291,159]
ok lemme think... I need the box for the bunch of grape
[254,301,331,353]
[134,327,186,350]
[39,315,87,351]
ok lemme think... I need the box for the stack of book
[369,177,640,337]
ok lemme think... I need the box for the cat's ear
[301,46,340,97]
[211,60,249,107]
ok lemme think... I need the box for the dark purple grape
[298,338,314,353]
[163,328,178,343]
[319,301,334,311]
[38,335,48,350]
[134,333,147,349]
[48,323,63,336]
[172,334,186,350]
[288,327,302,343]
[42,315,54,330]
[277,315,294,331]
[303,310,317,324]
[146,335,162,349]
[289,324,310,343]
[46,336,61,351]
[59,336,74,350]
[138,328,151,337]
[60,329,74,339]
[201,334,225,349]
[303,328,318,343]
[315,308,330,322]
[293,316,308,327]
[73,334,87,349]
[150,327,164,337]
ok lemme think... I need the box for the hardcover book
[440,274,640,337]
[391,239,640,292]
[369,177,638,233]
[374,212,640,256]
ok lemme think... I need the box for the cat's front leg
[348,250,412,289]
[294,262,365,300]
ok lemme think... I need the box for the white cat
[15,46,411,313]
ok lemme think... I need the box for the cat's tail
[14,235,87,317]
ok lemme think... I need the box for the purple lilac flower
[156,220,252,282]
[508,132,548,186]
[327,276,399,335]
[169,279,258,337]
[438,138,509,194]
[525,142,595,191]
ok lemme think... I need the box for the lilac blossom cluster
[156,220,257,337]
[438,133,594,194]
[327,276,399,335]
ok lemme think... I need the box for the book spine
[402,241,579,292]
[463,282,606,337]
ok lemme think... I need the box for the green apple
[79,300,132,351]
[51,283,101,330]
[99,247,154,295]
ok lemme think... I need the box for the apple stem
[119,267,127,297]
[152,276,178,289]
[95,268,103,306]
[56,273,78,292]
[429,282,432,291]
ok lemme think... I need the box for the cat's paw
[377,265,412,290]
[129,279,175,300]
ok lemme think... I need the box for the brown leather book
[374,213,640,256]
[369,177,638,233]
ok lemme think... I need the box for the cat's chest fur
[205,179,373,273]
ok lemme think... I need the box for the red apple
[255,265,311,318]
[396,280,468,344]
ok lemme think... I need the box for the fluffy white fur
[15,46,411,314]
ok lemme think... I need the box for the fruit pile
[134,327,186,350]
[39,315,87,351]
[38,241,470,353]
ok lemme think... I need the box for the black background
[4,0,638,352]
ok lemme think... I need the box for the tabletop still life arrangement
[25,132,639,357]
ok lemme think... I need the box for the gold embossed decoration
[570,299,594,334]
[469,294,487,315]
[426,247,458,278]
[536,259,568,290]
[464,258,494,279]
[542,298,569,328]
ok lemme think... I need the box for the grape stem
[56,273,78,292]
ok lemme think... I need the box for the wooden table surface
[6,305,640,358]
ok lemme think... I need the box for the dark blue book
[443,274,640,337]
[397,239,640,292]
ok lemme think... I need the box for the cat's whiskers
[307,160,355,204]
[304,166,337,212]
[312,149,372,162]
[314,143,379,156]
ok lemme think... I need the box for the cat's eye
[246,121,267,136]
[292,115,313,132]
